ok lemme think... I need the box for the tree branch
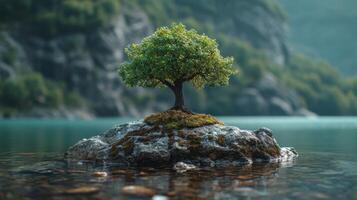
[183,72,200,81]
[158,79,174,89]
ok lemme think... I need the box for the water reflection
[0,152,290,200]
[1,118,357,199]
[1,151,357,200]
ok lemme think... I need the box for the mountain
[280,0,357,75]
[1,0,357,118]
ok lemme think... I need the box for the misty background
[0,0,356,118]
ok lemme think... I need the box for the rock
[233,2,289,65]
[92,171,108,177]
[65,137,109,160]
[236,89,269,115]
[64,187,100,195]
[173,1,289,65]
[152,195,168,200]
[254,127,273,137]
[0,3,154,118]
[65,120,298,167]
[121,185,155,197]
[279,147,298,162]
[269,97,293,115]
[236,73,315,116]
[295,108,317,117]
[173,162,197,173]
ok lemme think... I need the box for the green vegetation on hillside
[138,0,286,27]
[136,0,357,115]
[280,54,357,115]
[280,0,357,75]
[0,0,121,37]
[1,0,357,116]
[0,73,86,116]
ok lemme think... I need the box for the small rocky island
[66,110,298,169]
[66,24,297,169]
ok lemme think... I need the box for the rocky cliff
[1,3,156,117]
[0,0,312,117]
[171,0,289,65]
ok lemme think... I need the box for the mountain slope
[1,0,357,117]
[280,0,357,75]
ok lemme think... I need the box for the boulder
[65,121,298,167]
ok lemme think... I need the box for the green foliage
[144,110,223,129]
[218,35,271,84]
[119,23,236,90]
[260,0,287,19]
[0,78,28,108]
[0,33,18,66]
[64,91,86,107]
[280,54,357,115]
[22,74,48,104]
[0,0,121,37]
[0,73,86,116]
[46,84,64,108]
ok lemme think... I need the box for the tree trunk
[170,82,185,111]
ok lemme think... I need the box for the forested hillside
[0,0,357,118]
[280,0,357,75]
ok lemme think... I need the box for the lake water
[0,117,356,199]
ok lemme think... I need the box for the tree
[119,23,236,112]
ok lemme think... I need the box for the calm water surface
[0,117,356,200]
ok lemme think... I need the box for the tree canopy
[119,23,236,111]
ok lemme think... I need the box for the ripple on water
[0,152,356,200]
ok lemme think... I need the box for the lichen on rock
[65,119,298,168]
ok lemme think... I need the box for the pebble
[92,171,108,177]
[237,175,254,180]
[166,191,176,196]
[139,171,149,176]
[64,186,100,194]
[152,195,168,200]
[173,162,197,173]
[238,181,256,187]
[121,185,154,196]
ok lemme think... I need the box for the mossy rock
[66,120,298,166]
[144,110,223,129]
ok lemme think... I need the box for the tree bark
[160,79,191,113]
[169,81,187,112]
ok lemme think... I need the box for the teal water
[0,117,356,199]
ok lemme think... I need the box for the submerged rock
[174,162,197,173]
[121,185,155,197]
[92,171,108,177]
[64,187,100,195]
[65,120,298,167]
